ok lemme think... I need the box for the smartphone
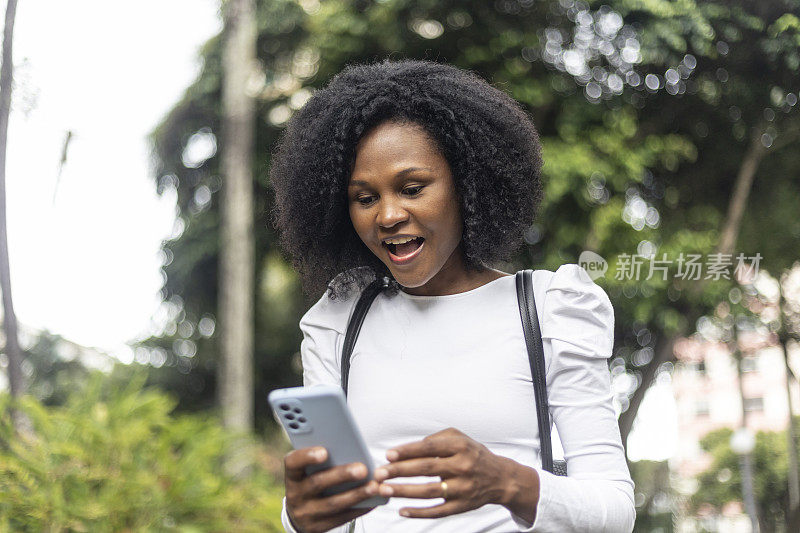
[268,384,389,509]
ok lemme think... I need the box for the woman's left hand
[373,427,537,519]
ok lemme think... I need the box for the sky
[7,0,221,355]
[4,0,676,461]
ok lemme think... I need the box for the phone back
[268,384,386,506]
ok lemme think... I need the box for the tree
[691,424,799,532]
[629,460,675,531]
[685,262,800,531]
[23,331,98,407]
[0,0,32,437]
[775,266,800,527]
[144,0,312,429]
[218,0,257,436]
[610,0,800,447]
[142,0,800,443]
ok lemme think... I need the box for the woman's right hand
[284,446,380,533]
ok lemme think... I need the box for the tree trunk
[618,331,679,449]
[783,340,800,531]
[733,336,763,532]
[0,0,33,437]
[218,0,256,443]
[778,281,800,529]
[715,127,767,257]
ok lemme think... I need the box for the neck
[400,266,510,297]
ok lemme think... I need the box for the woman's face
[347,120,470,296]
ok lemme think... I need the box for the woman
[269,59,635,532]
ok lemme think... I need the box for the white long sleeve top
[280,264,635,532]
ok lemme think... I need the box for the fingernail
[386,449,399,461]
[374,467,387,480]
[348,463,366,478]
[379,484,393,496]
[365,482,378,495]
[400,510,410,517]
[313,448,326,461]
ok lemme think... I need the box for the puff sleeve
[281,289,358,533]
[511,264,636,532]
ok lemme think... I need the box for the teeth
[384,236,418,245]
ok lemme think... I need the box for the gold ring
[440,480,448,500]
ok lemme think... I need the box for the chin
[389,271,429,290]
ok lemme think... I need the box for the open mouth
[383,237,424,263]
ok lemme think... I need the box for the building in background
[671,333,800,532]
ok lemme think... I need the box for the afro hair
[268,59,543,301]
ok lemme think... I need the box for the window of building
[741,356,758,373]
[686,361,706,375]
[743,397,764,412]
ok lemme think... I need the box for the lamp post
[730,427,759,533]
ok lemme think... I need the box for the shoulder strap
[340,276,388,397]
[515,269,555,474]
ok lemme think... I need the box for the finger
[316,506,373,532]
[379,479,457,500]
[399,500,470,519]
[315,479,381,515]
[386,436,465,462]
[375,456,459,482]
[302,462,369,496]
[284,447,327,482]
[299,481,379,526]
[293,502,372,533]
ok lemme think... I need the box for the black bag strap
[515,269,556,474]
[340,276,389,396]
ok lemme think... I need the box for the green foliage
[0,370,284,532]
[690,422,799,532]
[630,460,674,532]
[142,0,800,441]
[771,13,800,40]
[20,331,96,407]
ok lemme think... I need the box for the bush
[0,370,284,532]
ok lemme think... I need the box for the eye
[353,186,422,206]
[355,195,375,206]
[403,186,424,196]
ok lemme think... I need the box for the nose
[376,196,409,229]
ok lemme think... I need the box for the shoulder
[299,286,361,336]
[537,263,615,359]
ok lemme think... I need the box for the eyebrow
[348,167,433,187]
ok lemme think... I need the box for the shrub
[0,370,284,532]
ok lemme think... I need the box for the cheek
[441,195,463,239]
[349,208,373,245]
[422,191,462,240]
